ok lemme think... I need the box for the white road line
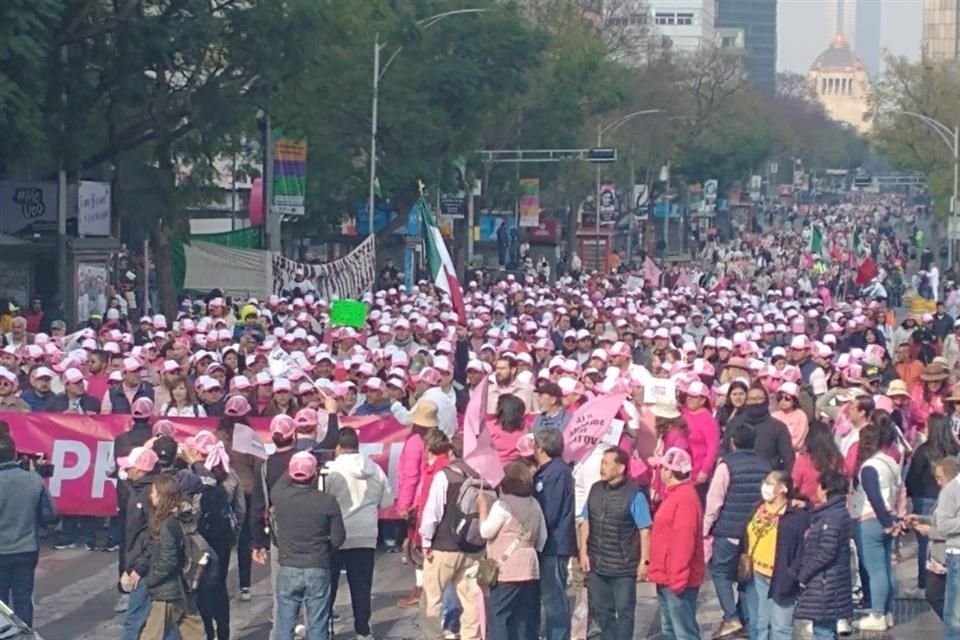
[32,562,121,628]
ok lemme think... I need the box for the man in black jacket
[722,385,794,472]
[265,451,345,640]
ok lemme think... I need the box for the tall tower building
[923,0,960,61]
[715,0,777,91]
[824,0,881,77]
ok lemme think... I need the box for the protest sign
[330,299,368,328]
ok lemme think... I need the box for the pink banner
[563,392,627,464]
[0,412,409,517]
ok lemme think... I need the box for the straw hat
[651,400,681,420]
[947,383,960,403]
[885,379,910,399]
[920,363,950,382]
[410,399,439,428]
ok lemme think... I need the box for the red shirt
[648,481,705,594]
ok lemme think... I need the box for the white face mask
[761,484,778,502]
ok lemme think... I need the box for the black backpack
[180,522,220,593]
[198,484,239,545]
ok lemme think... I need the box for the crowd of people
[0,193,958,640]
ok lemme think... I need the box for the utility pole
[263,114,280,252]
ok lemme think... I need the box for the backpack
[180,522,220,593]
[444,464,497,553]
[198,484,239,545]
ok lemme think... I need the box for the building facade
[923,0,960,61]
[808,34,871,134]
[648,0,716,52]
[715,0,777,91]
[824,0,881,77]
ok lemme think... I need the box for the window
[655,12,676,25]
[676,12,694,25]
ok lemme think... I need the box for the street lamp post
[368,9,488,239]
[896,111,959,267]
[595,110,663,268]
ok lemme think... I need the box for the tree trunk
[154,221,177,319]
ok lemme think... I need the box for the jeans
[812,621,837,640]
[586,572,636,640]
[747,574,794,640]
[0,552,38,627]
[275,566,331,640]
[442,583,461,633]
[913,497,937,589]
[656,586,699,640]
[710,537,746,623]
[855,519,894,616]
[539,554,571,640]
[236,494,252,590]
[60,515,97,546]
[944,554,960,639]
[329,548,375,636]
[197,535,232,640]
[121,582,179,640]
[486,580,540,640]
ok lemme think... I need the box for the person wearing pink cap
[265,380,299,420]
[647,447,704,640]
[0,366,31,412]
[772,382,809,452]
[45,367,101,414]
[354,377,391,416]
[101,357,155,415]
[20,367,55,411]
[682,380,721,490]
[268,451,345,640]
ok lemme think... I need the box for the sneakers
[442,631,459,640]
[356,635,376,640]
[83,543,98,552]
[113,594,129,614]
[711,619,744,639]
[853,613,888,632]
[293,623,306,639]
[396,586,421,608]
[102,542,120,552]
[837,619,852,636]
[53,542,77,550]
[238,588,252,602]
[886,612,895,628]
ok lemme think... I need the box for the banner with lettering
[0,413,410,517]
[562,392,627,464]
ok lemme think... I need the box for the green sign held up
[330,299,368,329]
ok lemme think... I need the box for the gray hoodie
[324,452,394,549]
[935,475,960,555]
[0,461,57,554]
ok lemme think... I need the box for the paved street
[29,530,941,639]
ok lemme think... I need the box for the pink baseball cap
[152,419,176,437]
[288,451,318,481]
[270,414,297,439]
[778,381,799,397]
[224,395,252,417]
[117,446,159,472]
[652,447,693,474]
[231,375,252,392]
[685,381,709,398]
[294,408,318,427]
[63,368,85,385]
[123,357,144,373]
[273,377,292,393]
[131,397,155,418]
[162,360,182,374]
[185,429,219,453]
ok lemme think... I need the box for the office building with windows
[715,0,777,91]
[923,0,960,61]
[648,0,716,51]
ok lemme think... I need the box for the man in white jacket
[324,427,394,640]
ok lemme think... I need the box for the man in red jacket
[648,447,705,640]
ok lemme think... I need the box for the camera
[0,423,55,478]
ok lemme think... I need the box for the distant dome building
[808,33,871,133]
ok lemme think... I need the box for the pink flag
[462,378,505,487]
[676,268,693,289]
[643,257,662,287]
[563,392,628,464]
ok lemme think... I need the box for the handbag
[737,517,774,583]
[476,515,531,589]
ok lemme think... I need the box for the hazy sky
[777,0,922,73]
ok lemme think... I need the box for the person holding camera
[269,451,345,640]
[0,425,57,627]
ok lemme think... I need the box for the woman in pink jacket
[648,400,690,507]
[682,381,720,494]
[907,363,949,444]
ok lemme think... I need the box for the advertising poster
[518,178,540,227]
[271,130,307,217]
[76,262,108,322]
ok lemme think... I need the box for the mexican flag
[420,198,466,323]
[810,225,824,256]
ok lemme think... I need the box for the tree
[870,55,960,217]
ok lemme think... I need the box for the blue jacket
[767,505,811,605]
[0,461,57,554]
[21,389,54,411]
[534,456,577,557]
